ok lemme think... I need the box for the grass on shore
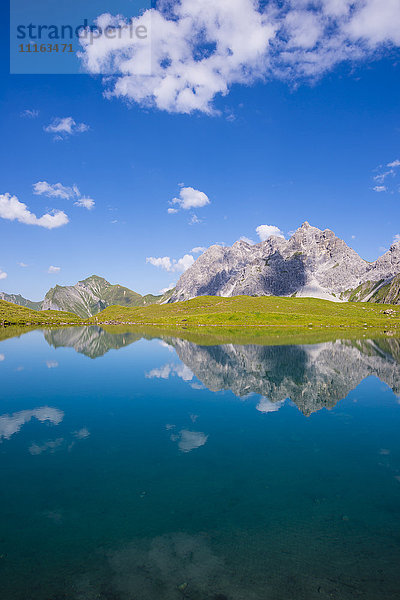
[0,299,81,326]
[100,323,400,347]
[89,295,400,330]
[1,296,400,340]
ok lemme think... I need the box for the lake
[1,327,400,599]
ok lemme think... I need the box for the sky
[1,0,400,300]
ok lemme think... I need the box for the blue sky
[1,0,400,300]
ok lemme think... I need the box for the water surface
[1,327,400,599]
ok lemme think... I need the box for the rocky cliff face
[170,222,400,303]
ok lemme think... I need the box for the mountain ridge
[1,275,173,318]
[170,222,400,304]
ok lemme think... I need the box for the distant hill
[0,292,42,311]
[1,275,174,318]
[0,299,80,326]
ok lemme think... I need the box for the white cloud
[146,253,195,272]
[191,246,206,254]
[48,266,61,274]
[146,256,172,271]
[44,117,89,139]
[46,361,59,368]
[0,354,4,361]
[78,1,400,115]
[29,438,64,455]
[170,187,210,210]
[146,362,194,381]
[21,109,39,118]
[74,197,95,210]
[374,170,393,183]
[18,262,28,267]
[34,181,95,210]
[373,158,400,191]
[189,214,202,225]
[0,193,69,229]
[73,428,90,439]
[240,236,255,245]
[256,398,286,414]
[167,207,178,214]
[0,406,63,441]
[394,234,400,243]
[256,224,285,241]
[0,269,7,280]
[33,181,78,200]
[175,429,208,453]
[387,159,400,168]
[159,282,176,294]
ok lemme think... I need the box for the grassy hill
[2,296,400,336]
[89,295,400,330]
[0,299,81,326]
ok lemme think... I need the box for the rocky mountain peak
[169,222,400,303]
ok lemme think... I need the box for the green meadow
[1,296,400,345]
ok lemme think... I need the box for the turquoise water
[1,327,400,599]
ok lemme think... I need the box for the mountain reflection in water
[1,327,400,600]
[43,326,400,415]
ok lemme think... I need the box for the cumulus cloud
[373,185,387,192]
[21,109,39,118]
[78,1,400,115]
[174,429,208,453]
[256,224,285,241]
[256,397,286,413]
[48,266,61,274]
[170,187,210,210]
[34,181,95,210]
[146,362,194,381]
[191,246,206,253]
[146,253,195,272]
[394,234,400,243]
[0,406,64,441]
[0,269,7,280]
[0,354,4,361]
[0,193,69,229]
[18,262,28,267]
[387,159,400,168]
[44,117,89,139]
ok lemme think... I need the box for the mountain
[170,222,400,304]
[0,292,42,311]
[166,337,400,415]
[42,275,171,318]
[2,276,173,318]
[44,326,141,358]
[37,326,400,415]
